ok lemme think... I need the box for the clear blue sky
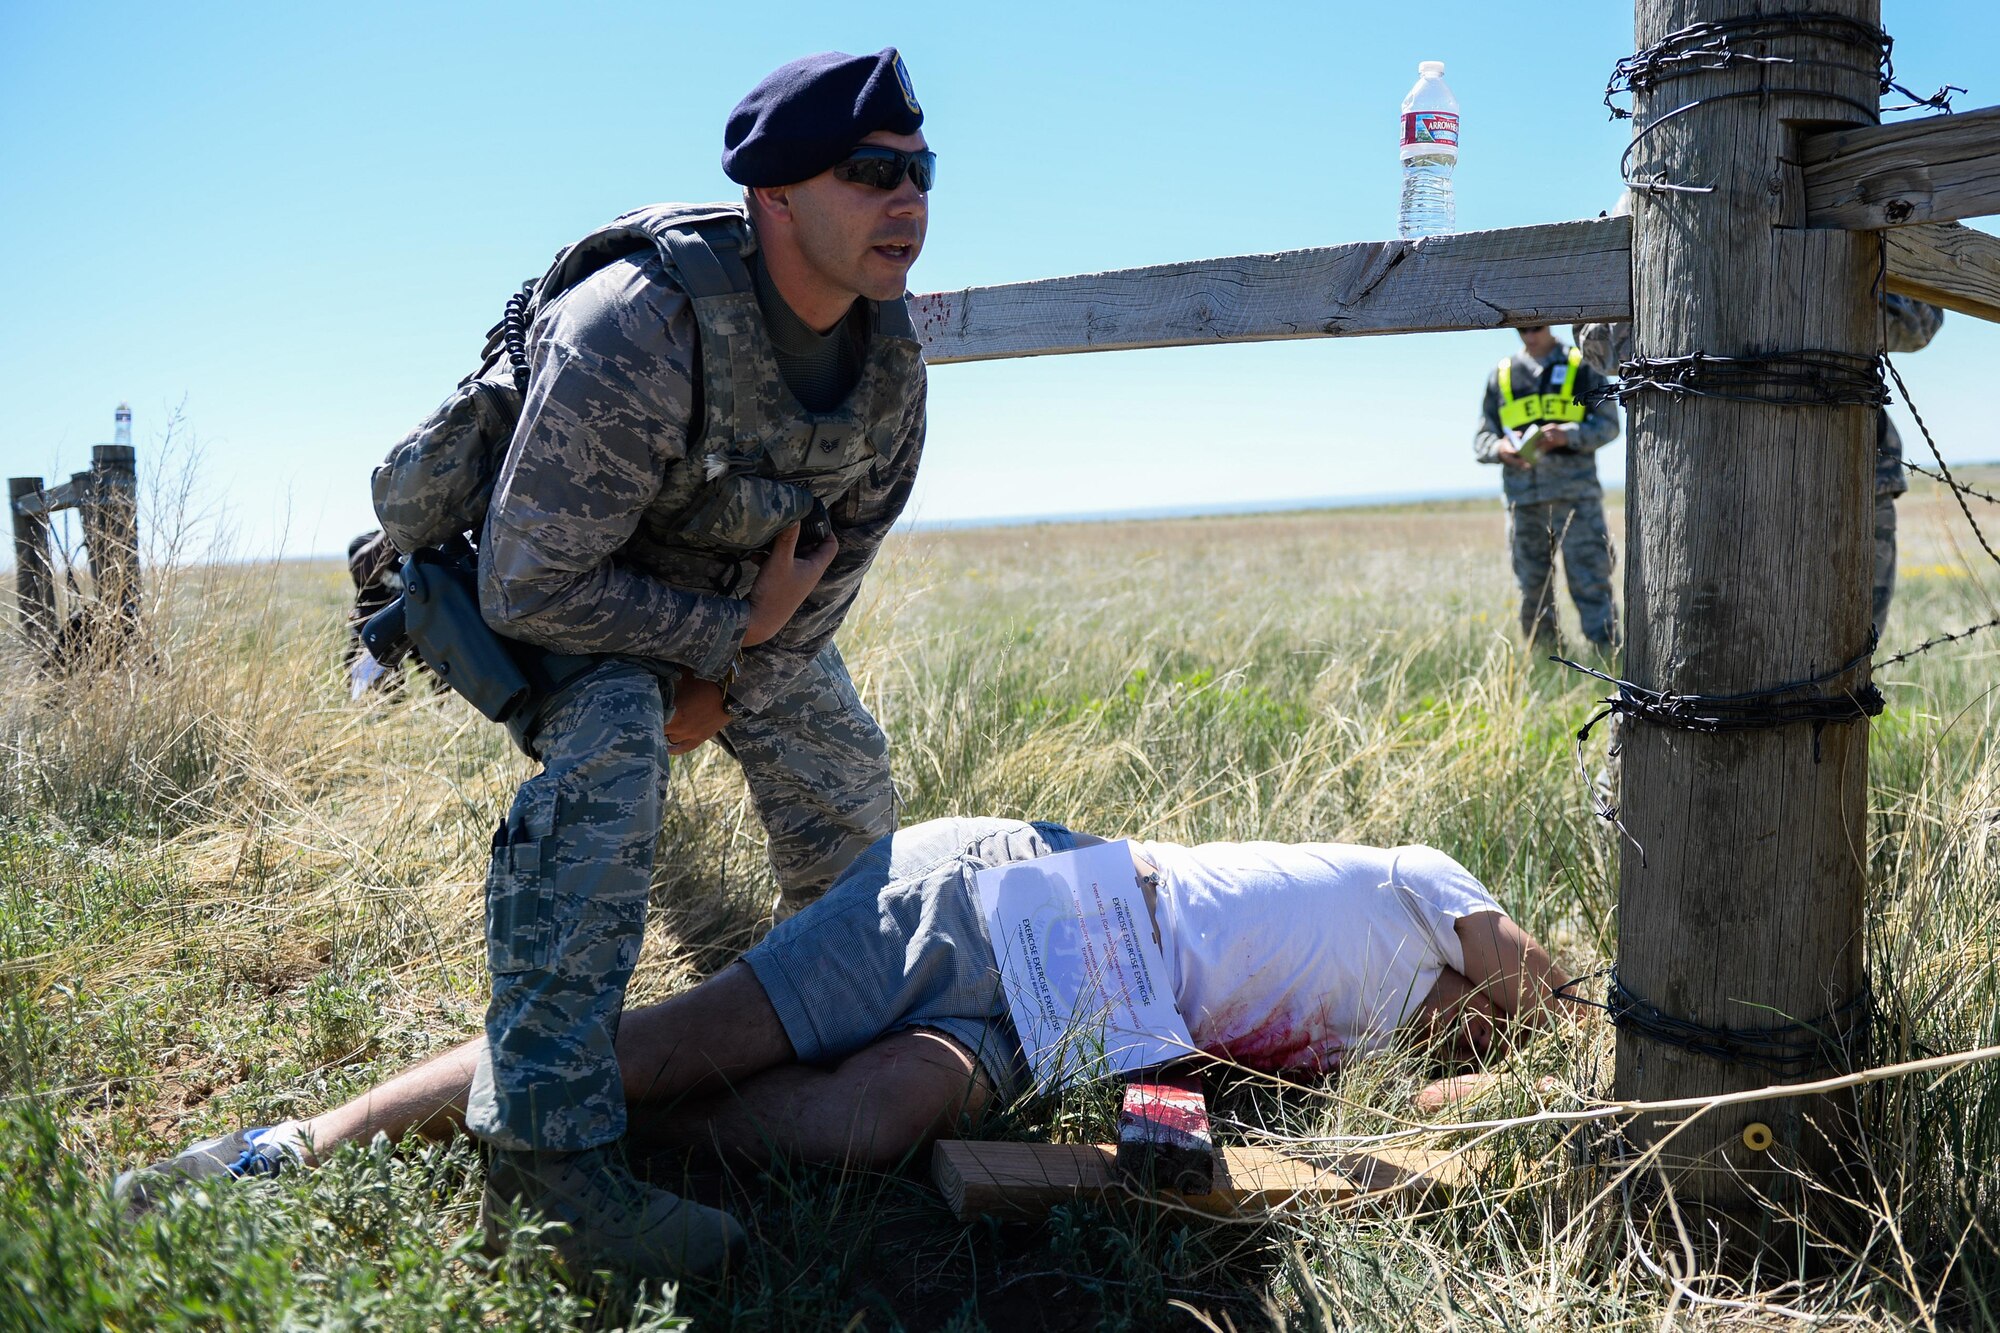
[3,1,1994,558]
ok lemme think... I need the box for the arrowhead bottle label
[1401,111,1459,151]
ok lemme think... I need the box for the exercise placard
[976,840,1193,1089]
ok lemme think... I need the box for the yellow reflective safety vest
[1496,347,1587,431]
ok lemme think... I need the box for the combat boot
[481,1143,746,1281]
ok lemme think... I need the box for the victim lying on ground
[125,815,1577,1203]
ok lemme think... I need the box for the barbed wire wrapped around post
[1573,343,1999,670]
[1557,336,1996,873]
[1558,646,1883,752]
[1557,645,1883,862]
[1582,349,1890,409]
[1554,969,1873,1080]
[1604,14,1961,195]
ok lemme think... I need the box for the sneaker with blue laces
[115,1124,299,1213]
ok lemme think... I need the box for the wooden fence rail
[914,206,2000,365]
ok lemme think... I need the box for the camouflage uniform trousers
[1873,491,1897,638]
[465,643,895,1153]
[1507,493,1619,649]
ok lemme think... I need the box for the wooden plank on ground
[932,1139,1473,1221]
[1801,105,2000,230]
[1882,222,2000,324]
[910,216,1632,364]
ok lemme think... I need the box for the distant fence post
[8,444,141,667]
[85,444,141,631]
[8,477,58,654]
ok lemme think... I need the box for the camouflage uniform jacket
[477,205,927,715]
[1472,342,1621,505]
[1577,295,1942,498]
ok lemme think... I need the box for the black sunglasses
[832,145,937,193]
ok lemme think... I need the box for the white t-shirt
[1135,840,1501,1073]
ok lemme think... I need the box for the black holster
[360,547,598,730]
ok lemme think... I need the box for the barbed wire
[1584,350,1888,409]
[1877,616,2000,669]
[1557,646,1882,740]
[1606,14,1958,119]
[1572,338,1997,670]
[1885,354,2000,577]
[1902,459,2000,506]
[1556,644,1881,856]
[1553,337,1995,860]
[1873,351,2000,666]
[1555,638,1882,865]
[1554,969,1872,1079]
[1606,14,1960,196]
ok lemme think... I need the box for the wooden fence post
[1617,0,1881,1215]
[85,443,141,631]
[8,477,58,653]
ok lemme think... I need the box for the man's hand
[743,522,839,648]
[1539,424,1575,452]
[1496,443,1531,471]
[665,676,732,755]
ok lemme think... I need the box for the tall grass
[0,478,1994,1329]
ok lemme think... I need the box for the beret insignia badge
[891,50,921,116]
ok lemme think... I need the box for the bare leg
[295,963,795,1162]
[609,962,796,1106]
[626,1029,998,1170]
[287,1042,479,1164]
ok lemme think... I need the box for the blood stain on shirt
[1195,994,1347,1073]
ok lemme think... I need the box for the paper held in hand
[1506,423,1544,465]
[975,840,1194,1090]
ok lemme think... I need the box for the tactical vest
[371,203,923,599]
[610,205,924,598]
[1496,346,1587,431]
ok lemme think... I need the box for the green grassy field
[1,478,1996,1331]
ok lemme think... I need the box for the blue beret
[722,48,924,187]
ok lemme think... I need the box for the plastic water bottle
[1398,61,1459,238]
